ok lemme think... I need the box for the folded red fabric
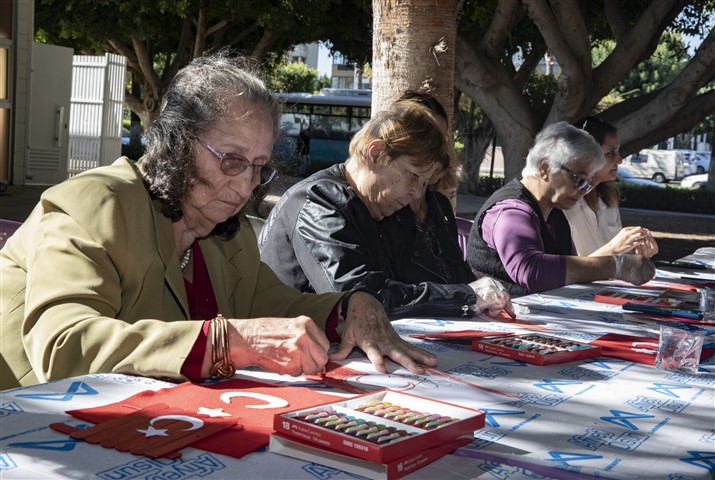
[67,379,335,459]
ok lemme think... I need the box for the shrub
[620,184,715,214]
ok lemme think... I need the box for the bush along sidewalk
[468,176,714,215]
[619,184,715,215]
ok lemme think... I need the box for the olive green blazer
[0,158,341,390]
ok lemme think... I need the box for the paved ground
[2,178,712,261]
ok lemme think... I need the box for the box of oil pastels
[472,333,602,365]
[270,389,483,479]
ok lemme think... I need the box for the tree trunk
[372,0,461,126]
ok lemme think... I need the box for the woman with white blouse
[566,117,659,257]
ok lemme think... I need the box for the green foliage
[594,31,689,97]
[522,75,558,120]
[475,176,505,196]
[267,62,322,93]
[620,184,715,214]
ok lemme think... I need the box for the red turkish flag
[67,379,336,459]
[52,403,237,458]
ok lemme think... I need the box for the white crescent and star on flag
[136,415,204,437]
[194,391,290,418]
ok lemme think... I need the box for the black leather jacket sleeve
[289,180,477,319]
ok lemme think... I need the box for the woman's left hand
[633,228,659,257]
[329,292,438,374]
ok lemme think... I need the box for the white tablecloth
[2,255,714,480]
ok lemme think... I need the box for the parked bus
[273,90,372,174]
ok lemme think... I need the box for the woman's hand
[226,316,331,377]
[633,228,659,257]
[612,254,656,285]
[607,226,656,256]
[329,292,438,374]
[469,277,514,317]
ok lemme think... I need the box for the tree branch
[250,30,279,58]
[590,1,687,106]
[549,0,590,73]
[106,39,139,73]
[479,0,520,58]
[523,0,589,121]
[514,46,546,88]
[617,27,715,143]
[130,33,162,100]
[227,22,260,48]
[603,0,627,40]
[163,16,194,83]
[455,34,538,178]
[193,0,207,58]
[621,90,715,156]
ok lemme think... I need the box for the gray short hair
[141,51,281,236]
[521,122,605,178]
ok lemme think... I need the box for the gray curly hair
[141,51,281,238]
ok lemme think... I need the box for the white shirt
[564,196,622,256]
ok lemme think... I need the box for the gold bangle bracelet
[209,314,236,379]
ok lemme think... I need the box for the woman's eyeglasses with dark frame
[198,139,278,186]
[560,165,594,194]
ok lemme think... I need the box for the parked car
[688,152,711,175]
[616,166,666,188]
[621,149,686,183]
[680,173,708,189]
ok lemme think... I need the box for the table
[2,250,714,480]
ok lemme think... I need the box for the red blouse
[180,241,341,381]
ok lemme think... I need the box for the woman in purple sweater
[466,122,655,297]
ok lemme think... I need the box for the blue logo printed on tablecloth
[478,460,551,479]
[0,453,17,471]
[646,383,692,398]
[479,408,525,428]
[599,410,655,430]
[664,372,715,386]
[449,363,511,379]
[679,451,715,475]
[558,367,618,380]
[302,463,364,479]
[414,319,455,327]
[7,438,80,451]
[96,453,225,480]
[533,379,590,394]
[626,395,690,414]
[511,392,571,408]
[0,401,23,417]
[489,359,530,367]
[667,474,699,480]
[701,431,715,444]
[15,381,98,401]
[582,357,629,370]
[568,428,650,451]
[545,451,603,465]
[469,429,506,449]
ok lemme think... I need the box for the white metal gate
[68,53,126,175]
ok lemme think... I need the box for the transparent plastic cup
[655,324,704,373]
[700,287,715,322]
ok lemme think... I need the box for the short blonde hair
[349,102,452,172]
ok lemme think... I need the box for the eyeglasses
[560,165,594,194]
[198,139,277,186]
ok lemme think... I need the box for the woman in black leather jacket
[258,100,511,319]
